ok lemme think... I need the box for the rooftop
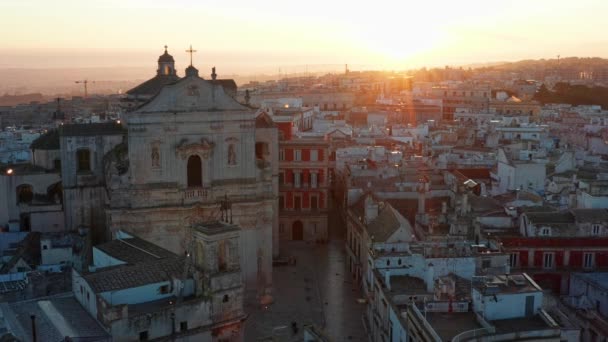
[30,129,59,150]
[59,122,125,137]
[472,274,541,295]
[572,272,608,291]
[95,236,176,264]
[84,234,185,293]
[571,209,608,222]
[0,294,109,341]
[387,275,428,295]
[426,311,481,342]
[491,315,552,334]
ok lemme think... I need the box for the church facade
[103,49,277,299]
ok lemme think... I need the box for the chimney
[425,263,435,293]
[385,270,391,291]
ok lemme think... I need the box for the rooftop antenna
[74,80,95,98]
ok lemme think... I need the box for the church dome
[185,65,199,77]
[158,46,174,63]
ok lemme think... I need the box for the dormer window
[540,227,551,236]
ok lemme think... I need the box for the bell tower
[157,45,176,76]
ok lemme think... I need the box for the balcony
[183,187,208,201]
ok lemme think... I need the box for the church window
[16,184,33,204]
[77,149,91,172]
[227,144,237,165]
[187,155,202,188]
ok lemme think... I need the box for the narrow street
[245,196,367,341]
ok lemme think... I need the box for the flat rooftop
[472,274,541,295]
[426,311,481,341]
[386,274,429,296]
[492,315,551,334]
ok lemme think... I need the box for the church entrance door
[292,221,304,240]
[187,155,202,187]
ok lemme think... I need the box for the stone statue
[228,144,237,165]
[151,146,160,167]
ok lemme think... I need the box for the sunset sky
[2,0,608,73]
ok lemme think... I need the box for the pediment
[176,138,215,159]
[135,76,249,113]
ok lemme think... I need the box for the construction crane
[74,80,95,98]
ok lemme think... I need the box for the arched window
[77,149,91,172]
[16,184,33,204]
[187,155,202,188]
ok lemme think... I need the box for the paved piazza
[245,238,368,341]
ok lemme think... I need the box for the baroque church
[64,47,278,300]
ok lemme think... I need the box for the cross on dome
[185,45,197,66]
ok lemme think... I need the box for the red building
[501,209,608,294]
[272,108,330,241]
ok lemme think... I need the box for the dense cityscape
[4,1,608,341]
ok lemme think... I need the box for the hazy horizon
[2,0,608,74]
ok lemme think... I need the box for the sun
[351,13,445,65]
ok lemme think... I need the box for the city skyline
[2,0,608,72]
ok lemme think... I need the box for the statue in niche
[228,144,237,165]
[151,146,160,167]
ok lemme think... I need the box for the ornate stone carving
[151,145,160,168]
[176,138,215,159]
